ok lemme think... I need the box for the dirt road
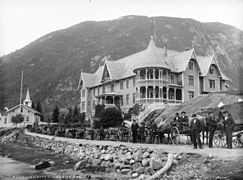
[25,130,243,161]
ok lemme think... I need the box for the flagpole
[20,70,23,106]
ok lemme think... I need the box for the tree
[52,106,59,123]
[36,101,43,121]
[31,102,36,110]
[100,107,123,128]
[0,58,6,110]
[95,104,105,118]
[11,114,24,126]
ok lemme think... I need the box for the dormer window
[189,61,193,70]
[209,66,214,74]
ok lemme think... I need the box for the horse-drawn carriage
[214,123,243,148]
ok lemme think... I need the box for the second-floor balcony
[136,79,168,86]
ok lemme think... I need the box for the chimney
[164,45,167,57]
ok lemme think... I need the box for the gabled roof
[7,104,41,115]
[197,55,229,80]
[171,49,197,72]
[79,72,97,88]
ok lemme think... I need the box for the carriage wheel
[214,130,227,148]
[233,134,243,148]
[170,127,180,144]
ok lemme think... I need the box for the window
[209,66,214,74]
[170,75,175,84]
[93,101,96,109]
[98,87,100,95]
[189,91,194,99]
[111,84,114,92]
[133,93,136,104]
[82,102,85,111]
[163,70,167,77]
[93,89,95,96]
[120,80,124,89]
[209,79,215,88]
[189,75,194,86]
[82,89,85,97]
[102,86,105,93]
[189,61,193,70]
[126,79,129,88]
[126,94,130,105]
[121,96,124,106]
[133,77,136,87]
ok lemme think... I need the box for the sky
[0,0,243,56]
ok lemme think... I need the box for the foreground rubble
[1,128,243,180]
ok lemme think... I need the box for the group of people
[130,107,236,149]
[131,119,157,144]
[171,107,235,149]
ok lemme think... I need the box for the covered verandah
[95,93,123,108]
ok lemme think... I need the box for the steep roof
[7,104,42,115]
[171,49,196,72]
[197,55,229,80]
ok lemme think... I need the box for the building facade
[0,89,41,127]
[78,36,229,119]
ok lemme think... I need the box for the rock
[133,149,143,161]
[138,174,149,180]
[114,162,122,169]
[208,153,213,159]
[142,158,149,167]
[103,154,113,161]
[142,151,150,159]
[120,164,132,170]
[144,167,155,175]
[121,168,131,174]
[130,159,135,164]
[101,160,111,167]
[131,172,139,178]
[73,161,86,171]
[150,157,164,170]
[125,152,133,160]
[91,159,101,166]
[35,160,52,170]
[132,162,142,170]
[136,167,145,174]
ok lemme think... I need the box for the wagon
[214,123,243,148]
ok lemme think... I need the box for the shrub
[100,108,123,128]
[11,114,24,126]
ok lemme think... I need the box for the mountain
[1,15,242,112]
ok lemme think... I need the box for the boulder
[149,157,164,170]
[103,154,113,161]
[121,168,131,174]
[132,162,142,170]
[125,152,133,160]
[136,167,145,174]
[133,149,143,161]
[144,167,155,175]
[131,172,139,179]
[142,158,150,167]
[35,160,53,170]
[142,151,150,159]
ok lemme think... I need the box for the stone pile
[1,129,174,179]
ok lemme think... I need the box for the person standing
[139,122,145,143]
[131,119,139,143]
[223,111,235,149]
[180,111,189,131]
[149,120,157,144]
[206,111,218,148]
[190,114,203,149]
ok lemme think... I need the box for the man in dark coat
[149,120,157,144]
[180,111,189,131]
[139,122,145,143]
[171,112,180,127]
[190,114,203,149]
[206,111,218,148]
[223,111,235,149]
[131,119,139,143]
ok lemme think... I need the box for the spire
[25,89,30,101]
[23,89,32,107]
[147,36,156,49]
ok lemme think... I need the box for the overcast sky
[0,0,242,56]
